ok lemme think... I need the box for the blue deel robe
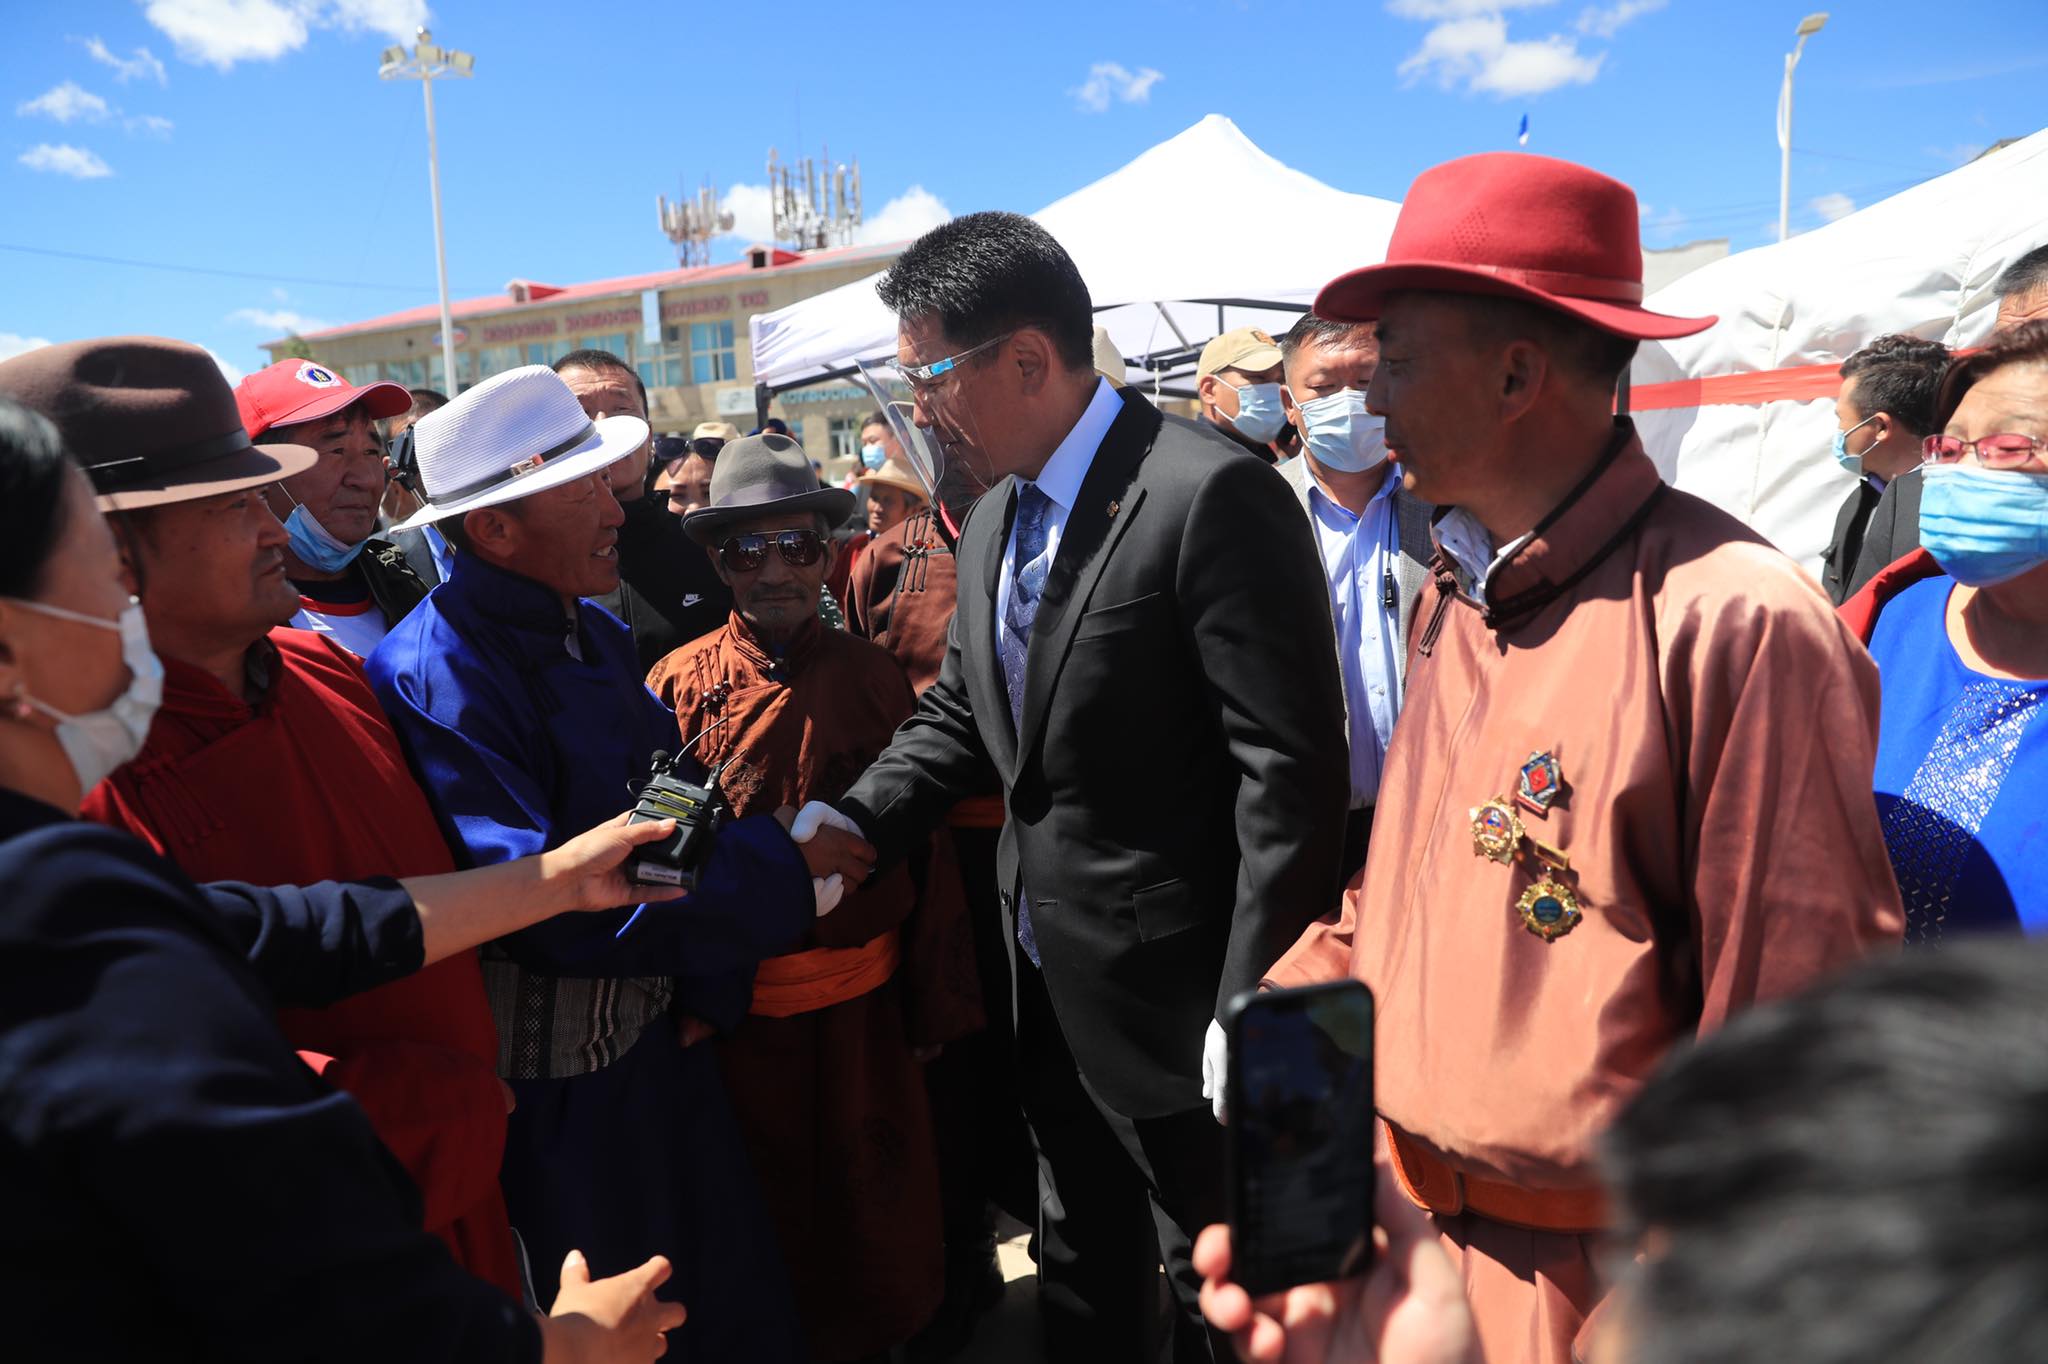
[366,550,810,1362]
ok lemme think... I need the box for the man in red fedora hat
[1228,153,1904,1363]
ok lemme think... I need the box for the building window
[690,320,736,384]
[636,351,684,392]
[479,346,522,378]
[575,332,631,361]
[827,416,862,463]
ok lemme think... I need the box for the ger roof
[277,238,907,347]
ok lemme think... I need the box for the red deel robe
[81,628,521,1299]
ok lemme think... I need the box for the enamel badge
[1515,750,1565,817]
[1469,797,1524,865]
[1516,877,1583,941]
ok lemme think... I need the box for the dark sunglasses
[384,427,419,492]
[717,529,825,573]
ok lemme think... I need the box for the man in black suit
[1820,335,1947,604]
[792,212,1348,1361]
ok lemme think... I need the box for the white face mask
[1293,388,1389,474]
[5,596,163,794]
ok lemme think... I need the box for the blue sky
[3,0,2043,379]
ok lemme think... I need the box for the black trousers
[1017,959,1227,1364]
[927,825,1038,1246]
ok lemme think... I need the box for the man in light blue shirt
[1277,314,1437,880]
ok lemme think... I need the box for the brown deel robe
[647,612,982,1361]
[846,505,957,695]
[1266,428,1904,1364]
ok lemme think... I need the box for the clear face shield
[853,354,993,540]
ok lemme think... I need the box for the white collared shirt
[1434,507,1533,610]
[1305,465,1404,807]
[995,377,1123,655]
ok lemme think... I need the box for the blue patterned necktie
[1001,483,1054,965]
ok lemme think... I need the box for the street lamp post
[380,29,474,393]
[1777,12,1828,243]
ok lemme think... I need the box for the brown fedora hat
[0,336,317,511]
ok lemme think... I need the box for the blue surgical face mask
[1225,381,1286,444]
[1919,463,2048,587]
[279,491,368,572]
[1832,412,1880,477]
[860,442,887,472]
[1293,388,1389,474]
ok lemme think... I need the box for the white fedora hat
[393,364,649,530]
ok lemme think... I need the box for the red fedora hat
[1316,152,1715,342]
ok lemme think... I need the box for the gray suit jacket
[1276,454,1437,675]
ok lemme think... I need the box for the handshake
[777,802,876,916]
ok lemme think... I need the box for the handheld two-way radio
[625,681,733,889]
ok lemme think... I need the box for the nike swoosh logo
[681,594,703,607]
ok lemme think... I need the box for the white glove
[1200,1018,1229,1125]
[813,872,845,917]
[791,800,864,843]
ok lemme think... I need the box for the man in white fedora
[363,364,875,1362]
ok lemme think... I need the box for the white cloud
[1639,204,1686,239]
[719,182,777,243]
[18,144,113,179]
[1070,61,1165,113]
[142,0,428,72]
[0,333,54,363]
[17,82,113,124]
[1575,0,1663,38]
[228,306,334,333]
[853,187,952,246]
[126,114,176,138]
[80,36,169,85]
[1388,0,1555,16]
[1811,191,1856,223]
[204,346,245,386]
[1397,14,1603,97]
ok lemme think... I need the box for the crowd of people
[0,144,2045,1364]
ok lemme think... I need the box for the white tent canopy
[1633,126,2048,571]
[749,114,1400,394]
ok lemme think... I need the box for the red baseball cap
[233,357,413,440]
[1316,152,1715,342]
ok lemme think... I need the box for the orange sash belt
[945,795,1006,829]
[1383,1120,1607,1235]
[748,929,901,1018]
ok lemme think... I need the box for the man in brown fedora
[1237,153,1904,1363]
[646,433,980,1362]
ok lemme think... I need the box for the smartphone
[1225,979,1375,1297]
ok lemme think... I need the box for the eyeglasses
[1921,433,2048,471]
[889,332,1014,390]
[717,529,825,573]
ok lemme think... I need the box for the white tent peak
[749,115,1399,391]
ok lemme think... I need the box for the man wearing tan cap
[1195,326,1288,462]
[1226,153,1903,1363]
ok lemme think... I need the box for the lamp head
[1796,12,1828,36]
[449,50,475,75]
[379,44,405,67]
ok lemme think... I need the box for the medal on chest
[1469,748,1586,942]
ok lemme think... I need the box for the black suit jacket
[1819,480,1883,605]
[1845,466,1923,600]
[838,387,1349,1120]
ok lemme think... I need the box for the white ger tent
[1630,126,2048,572]
[749,114,1400,396]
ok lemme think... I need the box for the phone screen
[1226,980,1375,1297]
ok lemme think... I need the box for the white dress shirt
[995,377,1124,655]
[1305,465,1404,807]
